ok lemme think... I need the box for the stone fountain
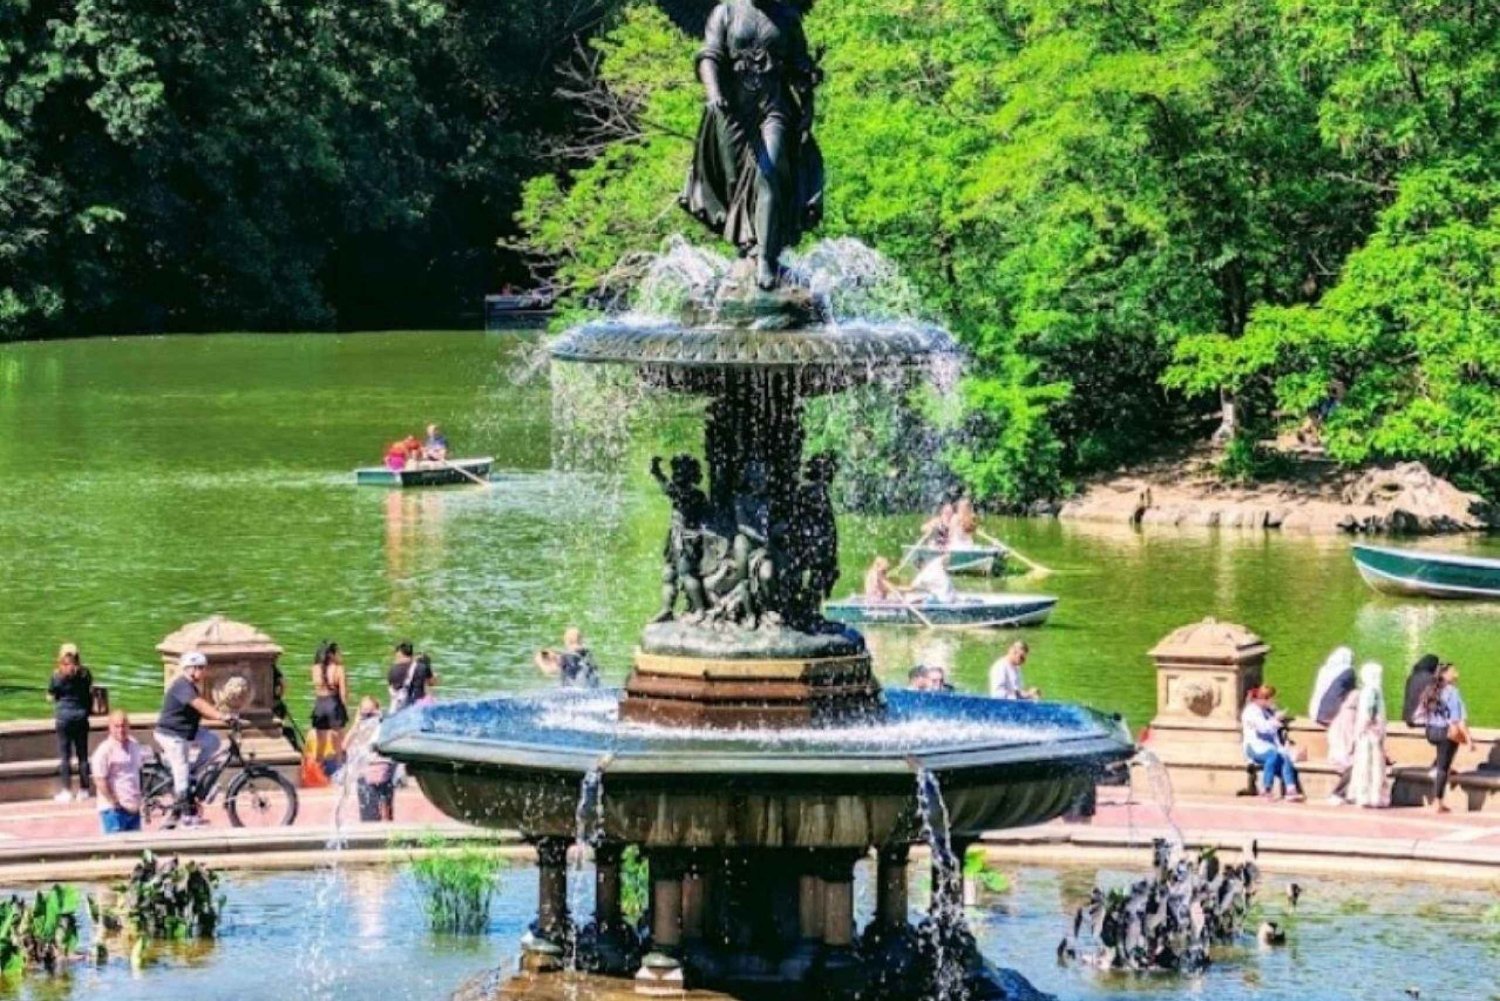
[378,4,1134,998]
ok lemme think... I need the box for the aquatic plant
[95,851,224,941]
[1059,840,1259,973]
[962,848,1011,895]
[619,845,648,924]
[407,835,507,934]
[0,885,82,977]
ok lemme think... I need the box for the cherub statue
[650,454,709,622]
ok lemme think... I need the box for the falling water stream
[914,767,966,1001]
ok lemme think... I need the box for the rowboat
[355,457,494,488]
[824,593,1057,629]
[903,544,1007,576]
[1352,543,1500,600]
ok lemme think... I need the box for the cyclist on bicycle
[153,651,233,825]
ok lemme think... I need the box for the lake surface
[1,331,1497,727]
[2,863,1494,1000]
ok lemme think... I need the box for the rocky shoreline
[1048,458,1494,535]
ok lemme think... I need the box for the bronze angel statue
[677,0,824,290]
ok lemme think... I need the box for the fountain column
[820,856,856,949]
[875,843,910,929]
[798,873,826,943]
[594,842,624,929]
[535,837,571,940]
[650,858,685,953]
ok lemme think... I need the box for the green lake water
[1,330,1497,727]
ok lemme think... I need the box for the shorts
[311,696,348,731]
[357,780,394,822]
[101,808,142,834]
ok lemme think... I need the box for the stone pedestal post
[156,615,283,723]
[1142,618,1272,797]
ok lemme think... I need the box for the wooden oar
[894,588,937,630]
[979,529,1052,577]
[895,526,937,574]
[442,459,492,489]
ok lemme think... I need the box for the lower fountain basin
[377,690,1134,849]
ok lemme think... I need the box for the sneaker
[53,790,73,804]
[1286,792,1306,803]
[1325,794,1347,806]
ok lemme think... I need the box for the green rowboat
[355,456,494,488]
[1352,543,1500,600]
[824,593,1056,629]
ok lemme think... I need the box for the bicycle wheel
[140,762,178,829]
[225,768,298,828]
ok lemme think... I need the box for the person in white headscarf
[1308,646,1356,726]
[1348,661,1389,808]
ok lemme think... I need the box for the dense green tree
[1,0,614,339]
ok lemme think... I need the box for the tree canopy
[517,0,1499,503]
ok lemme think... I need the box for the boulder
[1341,462,1494,533]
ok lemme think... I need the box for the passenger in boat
[988,641,1039,701]
[951,497,978,548]
[1401,653,1439,726]
[909,553,957,603]
[423,423,448,462]
[309,641,349,772]
[384,435,423,471]
[863,556,896,601]
[1308,646,1356,726]
[1416,662,1474,814]
[921,503,955,550]
[1241,686,1303,802]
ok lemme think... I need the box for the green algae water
[1,331,1496,726]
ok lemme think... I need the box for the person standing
[349,697,396,823]
[1323,687,1360,805]
[153,651,228,825]
[988,641,1039,701]
[1402,654,1439,726]
[47,643,94,802]
[1417,662,1474,814]
[90,710,145,833]
[387,642,436,711]
[309,641,349,771]
[1348,662,1389,808]
[1308,646,1356,726]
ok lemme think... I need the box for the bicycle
[140,717,299,829]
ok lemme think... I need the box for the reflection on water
[1,865,1490,1001]
[0,331,1496,727]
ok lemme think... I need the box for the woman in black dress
[309,641,349,770]
[47,643,94,801]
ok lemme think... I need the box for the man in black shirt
[152,651,230,824]
[387,642,437,711]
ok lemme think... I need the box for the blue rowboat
[1352,543,1500,600]
[355,457,494,488]
[824,593,1056,629]
[903,544,1007,576]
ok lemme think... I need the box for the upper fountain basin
[376,690,1135,849]
[548,316,960,394]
